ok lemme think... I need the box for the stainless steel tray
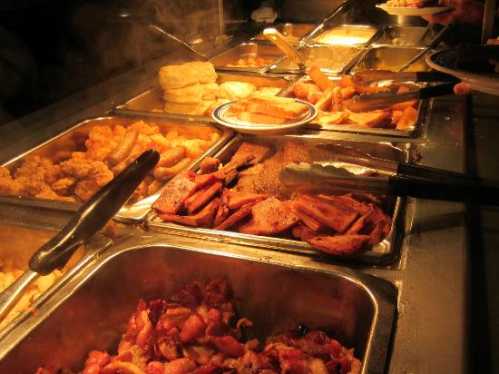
[0,220,111,341]
[267,44,365,75]
[0,116,232,222]
[374,25,436,47]
[252,22,316,44]
[0,237,397,373]
[312,24,380,47]
[351,46,431,73]
[282,76,429,138]
[210,42,285,73]
[114,72,294,118]
[148,135,407,265]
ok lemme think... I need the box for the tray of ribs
[148,137,406,264]
[283,66,427,137]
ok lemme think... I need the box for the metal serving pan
[0,220,110,340]
[312,24,380,47]
[114,72,293,118]
[0,236,397,373]
[148,135,407,265]
[268,44,365,75]
[210,42,285,73]
[252,22,316,44]
[282,76,429,138]
[352,46,431,73]
[0,116,232,222]
[374,25,436,47]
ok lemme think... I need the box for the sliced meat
[228,142,272,166]
[186,181,222,214]
[238,197,299,236]
[345,212,370,235]
[225,190,268,210]
[318,194,371,215]
[292,203,324,232]
[199,157,220,174]
[214,203,254,231]
[214,201,230,227]
[308,235,370,256]
[153,171,197,214]
[294,195,358,233]
[159,198,220,228]
[292,224,317,241]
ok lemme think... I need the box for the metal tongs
[263,28,306,71]
[343,82,456,112]
[280,158,499,206]
[299,0,358,48]
[0,150,160,322]
[351,70,457,85]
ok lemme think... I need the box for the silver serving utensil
[281,161,499,205]
[398,24,450,72]
[0,150,159,322]
[263,28,306,71]
[343,82,455,112]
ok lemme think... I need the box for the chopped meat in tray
[154,140,393,257]
[36,280,361,374]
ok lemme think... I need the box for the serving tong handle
[281,161,499,205]
[299,0,357,47]
[344,82,455,112]
[0,150,159,322]
[352,70,456,85]
[263,28,305,69]
[398,24,450,72]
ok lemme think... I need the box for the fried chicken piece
[154,171,197,214]
[51,177,77,196]
[238,197,299,236]
[308,235,370,256]
[0,167,21,196]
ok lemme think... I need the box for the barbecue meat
[239,197,299,235]
[293,195,358,233]
[308,235,370,256]
[153,171,197,214]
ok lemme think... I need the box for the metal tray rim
[0,235,398,373]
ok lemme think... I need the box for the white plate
[212,99,317,135]
[376,4,453,16]
[426,48,499,96]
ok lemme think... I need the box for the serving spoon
[0,150,160,322]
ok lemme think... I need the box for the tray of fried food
[0,116,228,220]
[284,66,422,136]
[210,42,285,72]
[149,137,404,264]
[115,61,291,118]
[0,223,84,333]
